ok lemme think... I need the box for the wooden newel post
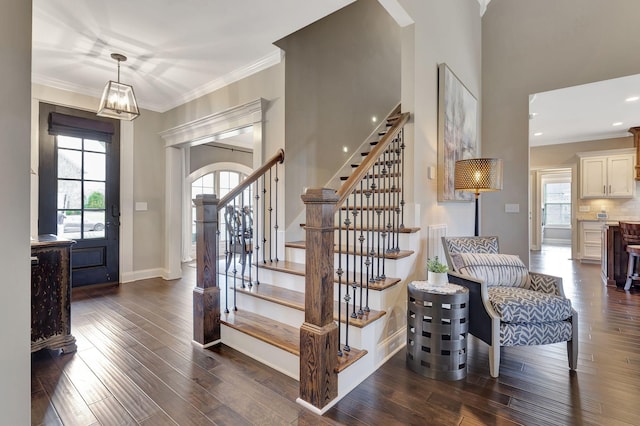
[299,188,339,410]
[193,194,221,346]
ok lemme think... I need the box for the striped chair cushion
[451,253,529,288]
[488,286,573,323]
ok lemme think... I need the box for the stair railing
[300,111,410,411]
[192,149,285,346]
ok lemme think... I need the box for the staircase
[193,105,418,413]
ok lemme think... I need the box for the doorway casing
[159,98,265,279]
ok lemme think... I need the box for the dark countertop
[31,234,75,248]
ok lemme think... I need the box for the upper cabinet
[579,148,636,199]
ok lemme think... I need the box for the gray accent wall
[275,0,401,227]
[482,0,640,264]
[0,0,31,421]
[132,110,166,272]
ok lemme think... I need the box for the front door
[38,103,120,287]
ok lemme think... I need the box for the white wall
[398,0,482,274]
[482,0,640,263]
[0,0,31,422]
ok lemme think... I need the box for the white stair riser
[231,290,381,347]
[286,247,415,278]
[331,230,414,250]
[233,291,305,328]
[221,325,299,380]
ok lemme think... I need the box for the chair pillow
[489,286,573,323]
[451,253,529,288]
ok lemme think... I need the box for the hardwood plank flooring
[32,245,640,425]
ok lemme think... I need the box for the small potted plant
[427,256,449,285]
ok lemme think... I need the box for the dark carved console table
[31,235,77,353]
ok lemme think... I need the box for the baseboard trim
[121,268,164,283]
[296,396,340,416]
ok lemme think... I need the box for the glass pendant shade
[97,81,139,120]
[97,53,140,121]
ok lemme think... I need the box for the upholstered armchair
[441,236,578,378]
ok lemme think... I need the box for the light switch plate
[505,203,520,213]
[135,202,148,211]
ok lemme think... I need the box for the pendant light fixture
[97,53,140,121]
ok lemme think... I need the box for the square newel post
[193,194,221,347]
[298,188,339,412]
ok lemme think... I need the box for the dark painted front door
[38,103,120,287]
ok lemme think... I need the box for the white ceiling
[38,0,635,150]
[529,73,640,147]
[32,0,355,113]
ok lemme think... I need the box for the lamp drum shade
[454,158,503,194]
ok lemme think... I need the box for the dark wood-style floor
[32,246,640,425]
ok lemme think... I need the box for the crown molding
[157,50,283,113]
[159,98,264,147]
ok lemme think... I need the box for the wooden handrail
[218,149,285,208]
[335,112,409,207]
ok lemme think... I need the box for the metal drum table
[407,280,469,380]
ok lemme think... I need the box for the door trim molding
[160,98,264,280]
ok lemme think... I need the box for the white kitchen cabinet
[579,149,635,198]
[580,221,602,262]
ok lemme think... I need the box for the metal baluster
[365,171,372,313]
[343,198,351,352]
[337,208,343,357]
[394,134,401,251]
[240,191,246,289]
[232,199,238,311]
[262,175,267,264]
[351,190,358,319]
[380,149,388,280]
[358,181,364,316]
[274,163,279,262]
[223,208,229,314]
[268,168,273,262]
[254,180,260,285]
[400,127,406,229]
[376,158,382,281]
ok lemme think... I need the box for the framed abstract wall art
[437,63,478,202]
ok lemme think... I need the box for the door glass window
[57,135,107,239]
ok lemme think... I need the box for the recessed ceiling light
[626,96,639,102]
[534,132,543,136]
[612,122,623,126]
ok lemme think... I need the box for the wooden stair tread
[340,205,398,211]
[221,310,300,355]
[336,346,367,373]
[299,223,420,233]
[234,283,386,328]
[259,260,402,290]
[286,241,414,260]
[220,311,367,372]
[353,187,402,194]
[235,282,304,310]
[340,172,401,181]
